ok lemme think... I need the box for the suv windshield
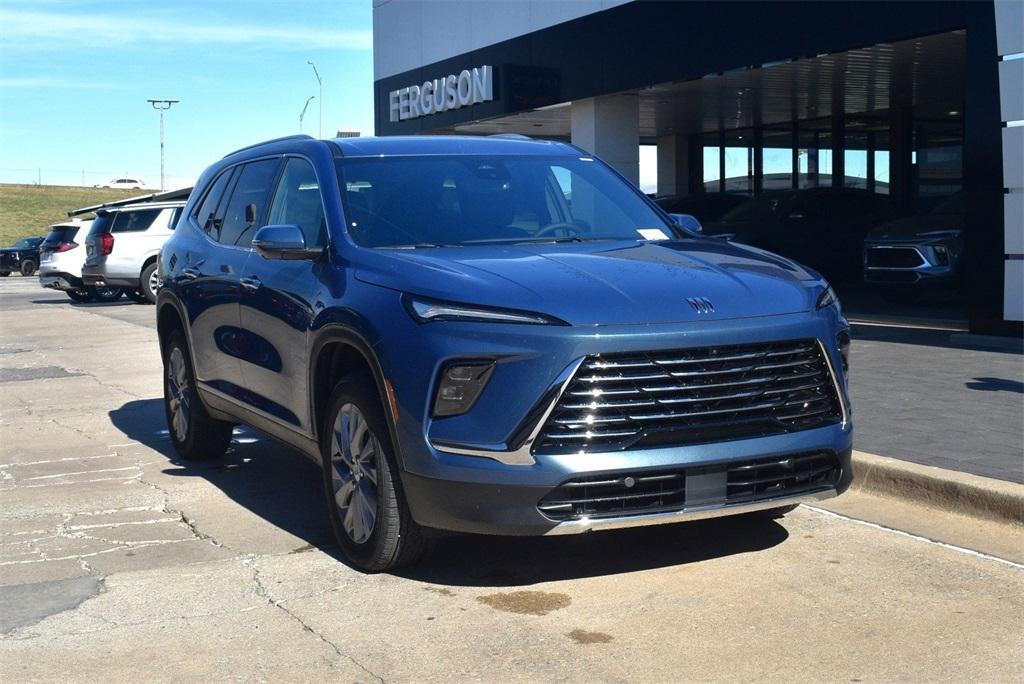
[719,192,797,224]
[335,155,672,247]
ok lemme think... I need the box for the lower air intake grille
[536,339,842,454]
[538,451,841,522]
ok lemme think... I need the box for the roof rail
[222,134,315,158]
[67,186,193,217]
[487,133,533,140]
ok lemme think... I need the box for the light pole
[299,96,315,134]
[147,99,179,191]
[307,61,322,138]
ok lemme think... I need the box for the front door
[238,157,328,435]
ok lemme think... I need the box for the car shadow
[965,377,1024,394]
[109,398,790,585]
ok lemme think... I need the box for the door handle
[240,275,262,291]
[180,266,201,280]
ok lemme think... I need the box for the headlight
[404,295,564,325]
[816,285,841,313]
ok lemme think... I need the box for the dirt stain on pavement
[568,629,613,644]
[425,586,455,596]
[476,590,571,616]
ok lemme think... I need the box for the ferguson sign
[389,65,494,122]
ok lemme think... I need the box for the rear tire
[20,259,36,277]
[321,374,431,572]
[0,271,9,277]
[66,289,92,302]
[140,262,159,303]
[163,330,233,461]
[89,286,123,302]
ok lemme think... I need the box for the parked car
[82,201,185,303]
[37,221,122,302]
[703,187,895,282]
[95,178,147,190]
[656,193,748,224]
[863,191,965,301]
[157,135,852,572]
[0,236,44,276]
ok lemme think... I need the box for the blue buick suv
[157,135,852,571]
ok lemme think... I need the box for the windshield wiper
[386,242,450,249]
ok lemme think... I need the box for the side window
[193,169,235,236]
[218,159,281,246]
[111,209,160,232]
[265,158,326,248]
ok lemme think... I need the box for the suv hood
[866,214,964,243]
[355,239,821,326]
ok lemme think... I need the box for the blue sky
[0,0,375,188]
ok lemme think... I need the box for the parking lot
[1,276,1022,682]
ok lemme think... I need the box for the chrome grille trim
[536,338,845,453]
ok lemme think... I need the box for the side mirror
[669,213,702,234]
[252,224,323,261]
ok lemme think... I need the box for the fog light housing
[932,245,949,266]
[433,362,495,417]
[837,329,851,377]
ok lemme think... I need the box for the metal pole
[299,96,315,134]
[147,99,179,192]
[308,62,322,138]
[159,109,165,191]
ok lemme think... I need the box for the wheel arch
[309,325,403,469]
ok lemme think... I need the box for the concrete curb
[847,450,1024,528]
[850,450,1024,525]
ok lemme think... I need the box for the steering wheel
[533,222,583,240]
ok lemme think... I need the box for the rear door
[237,156,327,434]
[190,157,283,412]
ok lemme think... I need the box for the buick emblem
[687,297,715,314]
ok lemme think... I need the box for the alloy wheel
[166,346,191,443]
[330,403,381,544]
[148,268,159,296]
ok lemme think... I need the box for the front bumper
[863,242,961,286]
[372,299,853,536]
[403,444,852,535]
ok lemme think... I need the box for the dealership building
[372,0,1023,334]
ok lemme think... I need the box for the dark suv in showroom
[157,135,852,571]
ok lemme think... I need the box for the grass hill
[0,184,140,246]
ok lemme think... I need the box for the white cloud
[0,8,372,52]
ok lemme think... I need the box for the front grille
[866,247,925,268]
[538,451,841,521]
[535,339,842,454]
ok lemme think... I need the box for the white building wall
[995,0,1023,321]
[373,0,632,80]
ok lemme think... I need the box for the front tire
[163,330,233,461]
[125,289,149,304]
[321,374,431,572]
[140,262,159,303]
[20,259,36,277]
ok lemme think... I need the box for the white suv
[81,201,185,303]
[37,220,123,302]
[95,178,148,190]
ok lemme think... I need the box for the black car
[655,193,748,224]
[703,188,896,282]
[863,192,965,300]
[0,236,44,276]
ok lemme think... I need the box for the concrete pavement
[1,277,1023,682]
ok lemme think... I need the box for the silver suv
[82,201,185,303]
